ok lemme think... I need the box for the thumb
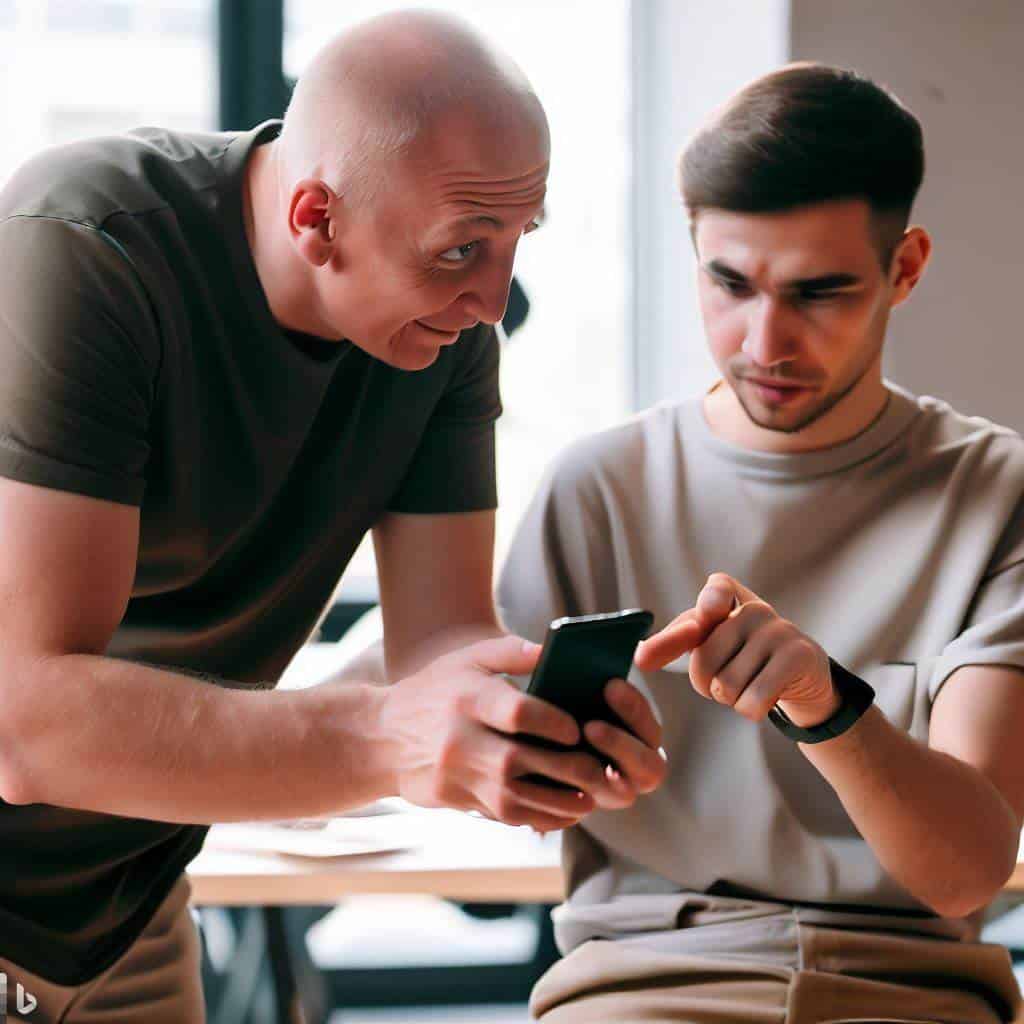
[696,574,765,629]
[696,583,736,626]
[466,634,543,676]
[696,572,760,627]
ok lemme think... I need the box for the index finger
[634,610,704,670]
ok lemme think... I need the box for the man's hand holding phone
[376,635,661,833]
[572,673,667,808]
[520,610,667,809]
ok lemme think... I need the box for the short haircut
[679,63,925,265]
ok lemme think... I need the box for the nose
[459,248,516,325]
[742,295,794,367]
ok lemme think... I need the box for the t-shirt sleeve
[0,215,159,505]
[496,441,620,644]
[387,323,502,515]
[929,494,1024,700]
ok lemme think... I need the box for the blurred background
[2,2,1022,1021]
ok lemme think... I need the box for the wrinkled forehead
[395,108,550,221]
[693,200,881,280]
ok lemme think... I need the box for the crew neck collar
[680,380,921,480]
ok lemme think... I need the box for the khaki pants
[0,874,204,1024]
[531,924,1022,1024]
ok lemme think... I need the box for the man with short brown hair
[500,64,1024,1022]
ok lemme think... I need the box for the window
[287,1,633,583]
[46,0,136,32]
[0,0,216,186]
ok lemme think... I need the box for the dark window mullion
[218,0,289,130]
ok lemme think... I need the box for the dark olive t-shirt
[0,121,501,984]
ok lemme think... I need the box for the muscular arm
[0,483,647,830]
[800,665,1023,918]
[0,477,394,823]
[372,509,505,680]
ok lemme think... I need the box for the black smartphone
[520,609,654,783]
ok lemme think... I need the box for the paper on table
[206,815,419,859]
[262,798,408,829]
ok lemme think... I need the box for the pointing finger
[634,610,703,670]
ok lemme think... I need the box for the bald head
[279,9,548,208]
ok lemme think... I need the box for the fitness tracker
[767,658,875,744]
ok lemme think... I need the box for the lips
[416,319,476,335]
[746,378,812,406]
[744,377,810,390]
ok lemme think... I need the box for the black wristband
[767,658,875,744]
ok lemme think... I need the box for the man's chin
[387,336,444,372]
[346,329,444,371]
[395,348,442,371]
[386,322,457,371]
[736,387,827,435]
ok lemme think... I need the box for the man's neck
[702,374,891,454]
[242,142,322,337]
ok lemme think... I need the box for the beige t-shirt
[497,382,1024,954]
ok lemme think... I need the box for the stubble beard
[731,352,878,436]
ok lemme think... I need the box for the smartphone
[521,608,654,782]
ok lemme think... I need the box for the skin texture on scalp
[278,9,545,207]
[242,9,551,368]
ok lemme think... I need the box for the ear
[288,179,339,268]
[889,226,932,308]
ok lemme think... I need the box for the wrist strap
[767,658,875,744]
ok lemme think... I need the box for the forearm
[385,619,505,681]
[2,652,395,824]
[801,705,1019,917]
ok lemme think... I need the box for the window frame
[217,0,291,130]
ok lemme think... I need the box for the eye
[439,241,478,264]
[714,277,753,298]
[794,289,842,304]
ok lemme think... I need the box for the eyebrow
[704,259,862,291]
[446,214,505,232]
[441,207,547,237]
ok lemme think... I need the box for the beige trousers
[531,924,1022,1024]
[0,874,204,1024]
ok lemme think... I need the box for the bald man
[0,11,664,1021]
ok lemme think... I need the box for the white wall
[790,0,1024,430]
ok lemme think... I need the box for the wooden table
[187,808,564,906]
